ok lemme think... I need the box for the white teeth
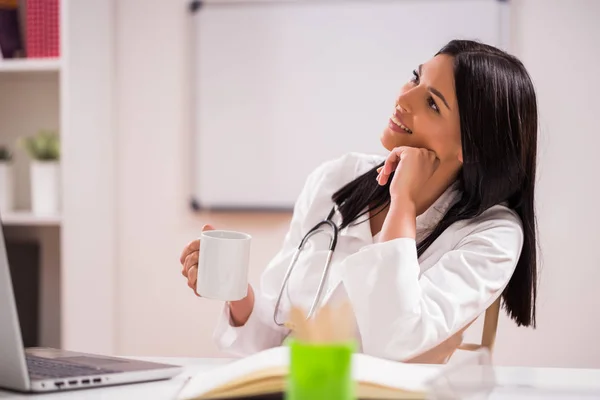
[390,115,412,133]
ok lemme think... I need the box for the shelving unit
[1,211,61,226]
[0,58,61,73]
[0,24,62,350]
[1,0,117,354]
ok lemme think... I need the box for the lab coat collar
[339,181,461,245]
[415,181,461,244]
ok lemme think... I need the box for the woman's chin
[380,127,409,151]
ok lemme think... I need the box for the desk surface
[1,357,600,399]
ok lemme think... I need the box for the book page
[353,353,439,392]
[178,346,441,399]
[178,347,289,400]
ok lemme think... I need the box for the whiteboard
[192,0,508,210]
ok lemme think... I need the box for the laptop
[0,219,183,392]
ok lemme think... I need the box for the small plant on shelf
[20,130,60,161]
[20,130,61,215]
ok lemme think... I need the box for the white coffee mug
[196,230,252,301]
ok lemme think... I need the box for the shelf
[1,211,61,226]
[0,59,61,73]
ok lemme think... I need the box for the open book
[177,346,441,400]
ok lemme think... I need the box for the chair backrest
[406,297,501,364]
[458,297,501,353]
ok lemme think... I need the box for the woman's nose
[396,89,414,113]
[396,97,411,114]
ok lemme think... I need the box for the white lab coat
[213,153,523,362]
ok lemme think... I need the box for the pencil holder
[286,339,355,400]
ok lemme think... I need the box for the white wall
[61,0,117,353]
[493,0,600,367]
[111,0,600,367]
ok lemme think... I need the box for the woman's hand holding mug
[180,224,214,296]
[179,224,255,326]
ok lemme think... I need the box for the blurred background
[0,0,599,368]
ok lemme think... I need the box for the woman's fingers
[202,224,215,232]
[187,265,198,290]
[383,149,401,174]
[378,147,407,186]
[179,224,215,297]
[180,239,200,265]
[430,150,440,167]
[182,251,199,277]
[189,266,201,297]
[178,225,214,265]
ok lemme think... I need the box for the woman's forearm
[229,284,255,326]
[380,196,417,242]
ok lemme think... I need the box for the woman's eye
[411,70,419,84]
[428,96,440,113]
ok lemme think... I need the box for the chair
[406,297,502,364]
[458,297,501,353]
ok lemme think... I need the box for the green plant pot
[286,339,355,400]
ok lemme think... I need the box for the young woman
[179,40,538,362]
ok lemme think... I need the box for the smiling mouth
[390,105,413,134]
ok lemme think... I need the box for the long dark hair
[332,40,538,327]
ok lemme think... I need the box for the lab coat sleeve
[340,206,523,361]
[212,157,341,357]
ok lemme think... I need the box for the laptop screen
[0,215,31,391]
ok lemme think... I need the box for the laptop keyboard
[26,354,121,379]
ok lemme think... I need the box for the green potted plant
[0,146,14,214]
[20,130,61,215]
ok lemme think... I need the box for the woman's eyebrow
[429,87,451,111]
[418,64,451,111]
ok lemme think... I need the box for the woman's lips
[389,106,413,134]
[388,119,408,134]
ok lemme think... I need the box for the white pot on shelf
[0,162,14,214]
[30,160,60,215]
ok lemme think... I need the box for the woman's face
[380,54,463,164]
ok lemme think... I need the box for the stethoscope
[273,205,339,326]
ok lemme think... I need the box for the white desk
[1,358,600,399]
